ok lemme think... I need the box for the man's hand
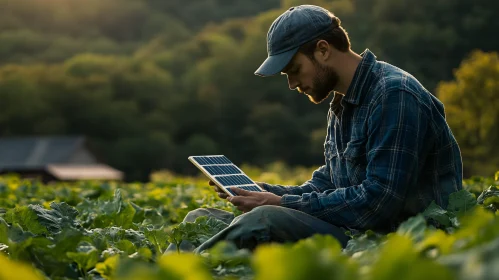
[209,180,281,212]
[209,180,266,199]
[227,187,281,213]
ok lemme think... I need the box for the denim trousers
[164,205,351,254]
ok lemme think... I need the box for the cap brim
[254,47,299,77]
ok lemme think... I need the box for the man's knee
[252,205,283,216]
[183,208,210,223]
[183,207,234,224]
[233,205,286,225]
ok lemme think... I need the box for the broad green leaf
[143,208,164,224]
[343,229,385,256]
[204,241,252,268]
[4,206,47,235]
[138,247,153,259]
[123,229,149,248]
[101,247,122,259]
[66,242,99,271]
[129,247,153,261]
[86,189,137,229]
[113,260,162,280]
[167,216,228,251]
[192,216,228,246]
[0,253,44,280]
[477,186,499,204]
[166,226,184,254]
[452,207,498,250]
[114,202,136,229]
[95,255,119,279]
[447,190,477,215]
[396,214,427,242]
[253,236,358,280]
[0,217,8,243]
[253,244,300,280]
[28,202,80,234]
[438,236,499,279]
[477,186,499,212]
[4,223,44,260]
[50,201,79,220]
[115,239,136,255]
[157,253,212,280]
[483,196,499,208]
[144,227,170,255]
[369,235,455,280]
[50,228,85,258]
[422,201,452,228]
[293,234,342,253]
[416,230,456,255]
[130,202,145,224]
[8,223,35,243]
[86,227,148,249]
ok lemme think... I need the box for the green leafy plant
[0,171,497,280]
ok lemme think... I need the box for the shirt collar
[342,49,377,105]
[329,92,343,118]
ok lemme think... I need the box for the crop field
[0,166,498,280]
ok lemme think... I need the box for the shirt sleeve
[262,164,336,196]
[280,90,430,230]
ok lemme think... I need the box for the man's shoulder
[370,61,423,92]
[367,61,436,108]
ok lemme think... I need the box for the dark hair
[298,16,351,59]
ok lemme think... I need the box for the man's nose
[287,77,299,90]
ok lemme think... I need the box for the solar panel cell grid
[193,156,231,165]
[188,155,262,196]
[216,175,254,186]
[203,165,241,175]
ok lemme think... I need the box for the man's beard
[305,61,339,104]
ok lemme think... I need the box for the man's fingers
[218,193,228,199]
[231,198,249,212]
[209,180,215,186]
[227,194,256,212]
[231,187,251,196]
[227,195,242,205]
[212,186,228,199]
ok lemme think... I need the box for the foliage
[0,170,498,279]
[437,50,499,177]
[167,216,228,254]
[1,0,498,180]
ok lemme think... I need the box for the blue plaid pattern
[263,49,463,232]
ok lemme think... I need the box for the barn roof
[0,136,86,169]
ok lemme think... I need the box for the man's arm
[261,164,336,196]
[279,90,429,230]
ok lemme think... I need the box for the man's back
[326,49,463,231]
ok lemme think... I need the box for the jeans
[164,205,351,254]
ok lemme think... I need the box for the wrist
[273,195,282,206]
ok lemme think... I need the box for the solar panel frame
[188,155,264,197]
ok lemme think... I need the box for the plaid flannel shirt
[263,49,463,232]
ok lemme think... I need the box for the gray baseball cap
[255,5,334,77]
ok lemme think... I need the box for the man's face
[281,52,339,104]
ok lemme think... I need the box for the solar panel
[188,155,263,196]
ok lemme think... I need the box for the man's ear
[315,40,331,61]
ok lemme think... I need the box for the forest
[0,0,498,181]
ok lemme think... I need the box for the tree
[437,50,499,177]
[354,0,499,91]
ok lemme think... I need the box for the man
[165,4,463,254]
